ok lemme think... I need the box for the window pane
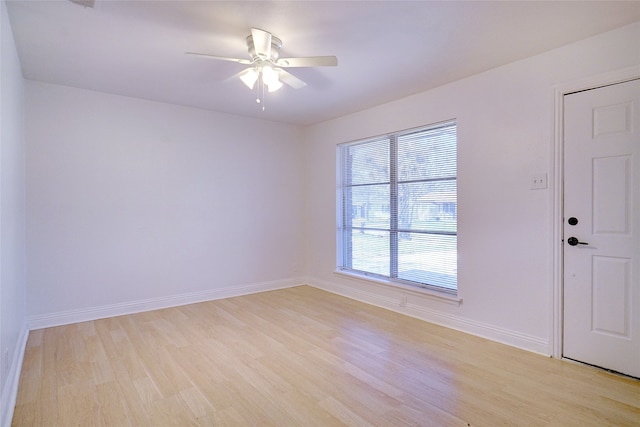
[344,138,390,185]
[397,125,456,181]
[397,233,457,290]
[398,180,456,233]
[348,184,390,230]
[350,230,390,276]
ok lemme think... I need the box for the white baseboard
[1,324,29,427]
[307,276,550,356]
[28,277,304,330]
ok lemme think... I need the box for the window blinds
[338,121,457,292]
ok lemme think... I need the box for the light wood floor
[12,286,640,426]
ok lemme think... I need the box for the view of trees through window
[338,122,457,292]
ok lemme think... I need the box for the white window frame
[336,120,457,295]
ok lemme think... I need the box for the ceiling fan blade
[276,56,338,67]
[185,52,252,65]
[251,28,272,59]
[278,69,307,89]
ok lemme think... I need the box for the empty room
[1,1,639,425]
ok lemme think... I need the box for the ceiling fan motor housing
[247,35,282,62]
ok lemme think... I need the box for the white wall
[0,1,27,424]
[26,82,306,325]
[303,22,640,355]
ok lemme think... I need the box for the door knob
[567,237,588,246]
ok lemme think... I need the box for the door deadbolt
[568,217,578,226]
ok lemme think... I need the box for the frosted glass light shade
[267,79,283,92]
[262,66,283,92]
[261,65,278,85]
[239,68,259,89]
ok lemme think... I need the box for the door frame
[551,65,640,359]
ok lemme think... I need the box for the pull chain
[254,72,267,112]
[256,77,261,105]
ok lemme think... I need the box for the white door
[563,78,640,378]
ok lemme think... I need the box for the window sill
[333,270,462,306]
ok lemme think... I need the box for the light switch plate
[530,173,547,189]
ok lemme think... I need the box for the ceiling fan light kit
[187,28,337,108]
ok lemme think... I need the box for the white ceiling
[6,1,640,126]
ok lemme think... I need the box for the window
[337,121,457,293]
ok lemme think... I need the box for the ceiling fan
[186,28,338,94]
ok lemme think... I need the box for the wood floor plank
[95,382,133,427]
[12,285,640,426]
[56,381,101,426]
